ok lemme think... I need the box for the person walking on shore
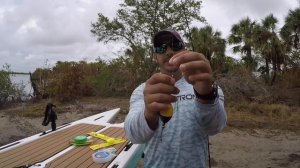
[42,103,57,131]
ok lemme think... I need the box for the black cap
[153,28,184,47]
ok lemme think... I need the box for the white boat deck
[0,108,144,168]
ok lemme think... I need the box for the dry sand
[210,129,300,168]
[1,109,300,168]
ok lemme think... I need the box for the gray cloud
[202,0,298,37]
[0,0,299,72]
[0,0,123,72]
[200,0,298,58]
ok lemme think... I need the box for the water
[10,74,33,100]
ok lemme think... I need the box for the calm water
[10,75,33,99]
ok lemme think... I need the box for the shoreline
[1,98,300,167]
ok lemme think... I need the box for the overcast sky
[0,0,299,73]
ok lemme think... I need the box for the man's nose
[165,46,174,57]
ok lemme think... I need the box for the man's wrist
[194,83,218,101]
[144,110,159,130]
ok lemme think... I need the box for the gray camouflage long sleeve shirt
[124,77,227,168]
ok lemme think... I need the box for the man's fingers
[168,50,189,62]
[144,83,179,95]
[187,73,213,84]
[147,102,173,112]
[145,93,177,104]
[146,73,175,85]
[169,51,208,67]
[179,60,212,74]
[144,73,179,114]
[144,93,176,115]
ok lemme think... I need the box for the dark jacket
[42,103,57,126]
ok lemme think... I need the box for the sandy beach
[210,128,300,168]
[1,106,300,168]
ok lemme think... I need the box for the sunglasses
[154,41,183,54]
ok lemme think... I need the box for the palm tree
[190,25,226,61]
[280,8,300,67]
[255,15,279,75]
[228,17,258,70]
[255,14,287,85]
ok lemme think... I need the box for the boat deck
[45,127,127,168]
[0,123,105,168]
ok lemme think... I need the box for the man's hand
[169,51,213,96]
[144,73,179,130]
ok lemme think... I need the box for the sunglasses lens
[155,47,164,53]
[155,44,167,53]
[154,42,182,54]
[172,42,182,51]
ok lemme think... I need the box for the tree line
[0,0,299,104]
